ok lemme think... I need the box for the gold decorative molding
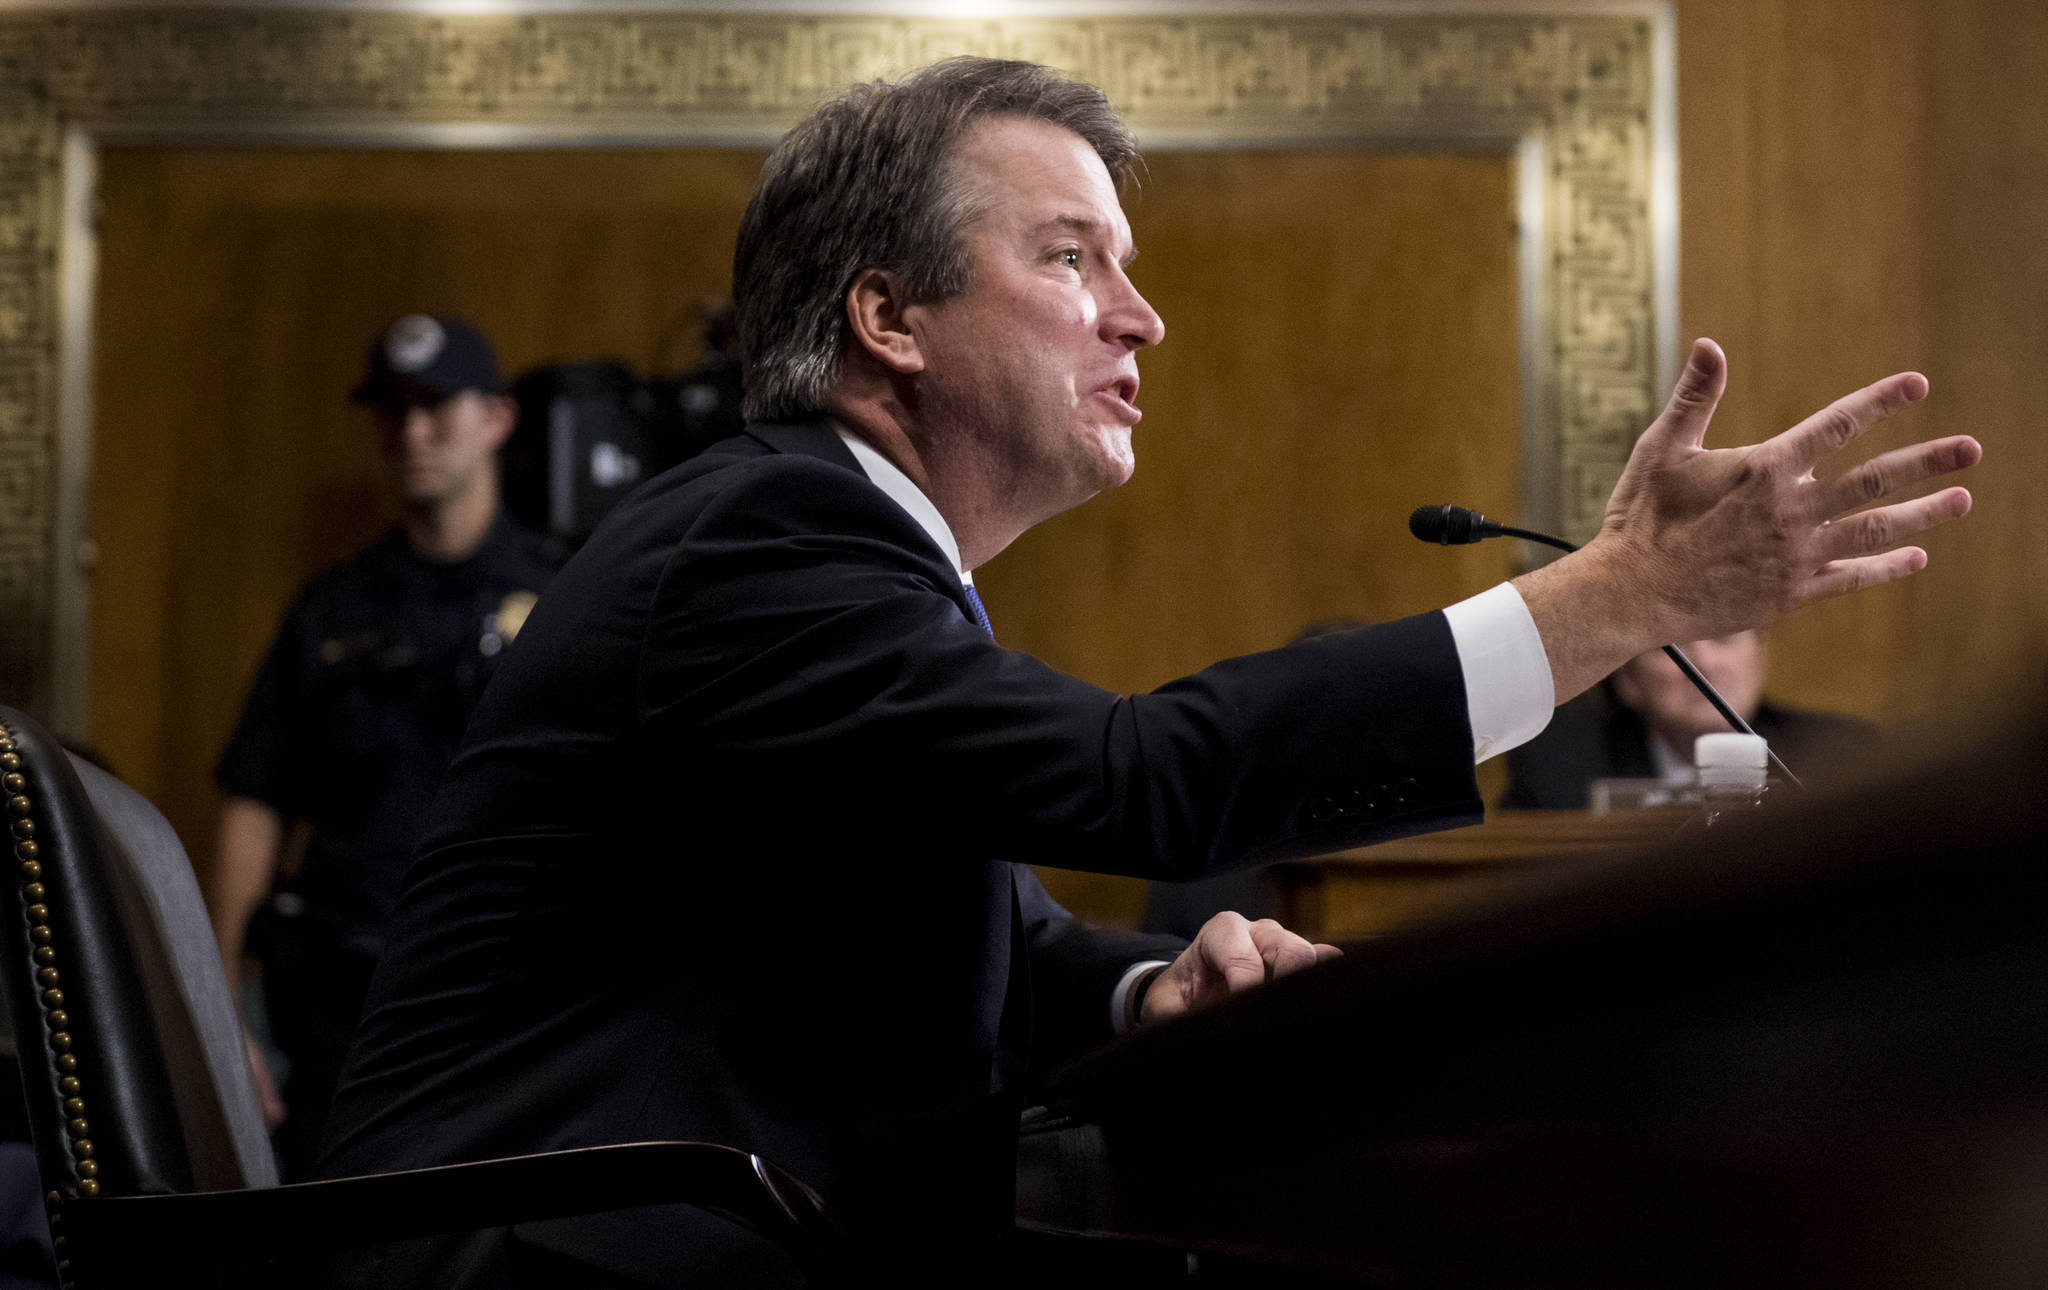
[0,7,1664,716]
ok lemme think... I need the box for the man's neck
[827,396,1025,573]
[403,479,498,563]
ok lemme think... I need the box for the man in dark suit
[1504,630,1876,808]
[319,56,1977,1286]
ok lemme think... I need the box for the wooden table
[1035,808,1695,941]
[1269,808,1690,940]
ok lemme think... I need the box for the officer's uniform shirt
[219,513,559,953]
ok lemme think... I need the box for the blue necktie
[962,584,994,637]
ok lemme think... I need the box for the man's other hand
[1140,912,1342,1024]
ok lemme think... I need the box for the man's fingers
[1197,918,1270,992]
[1799,548,1930,604]
[1814,436,1981,521]
[1643,338,1729,450]
[1813,486,1973,565]
[1150,913,1341,1024]
[1247,918,1319,980]
[1764,371,1930,476]
[1204,943,1268,992]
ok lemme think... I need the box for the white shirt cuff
[1110,959,1173,1035]
[1442,582,1554,764]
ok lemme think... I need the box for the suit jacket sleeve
[636,453,1486,882]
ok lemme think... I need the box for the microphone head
[1409,504,1485,545]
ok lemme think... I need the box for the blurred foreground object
[1033,695,2048,1289]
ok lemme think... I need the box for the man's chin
[1094,431,1136,489]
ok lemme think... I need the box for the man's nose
[403,406,437,444]
[1104,266,1165,349]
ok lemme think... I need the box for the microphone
[1409,504,1499,545]
[1409,504,1571,553]
[1410,503,1804,789]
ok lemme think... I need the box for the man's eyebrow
[1031,214,1139,267]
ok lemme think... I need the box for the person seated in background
[1502,629,1873,809]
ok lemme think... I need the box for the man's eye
[1058,249,1080,269]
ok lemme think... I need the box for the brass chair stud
[0,720,133,1241]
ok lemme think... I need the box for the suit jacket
[319,418,1485,1285]
[1503,687,1876,810]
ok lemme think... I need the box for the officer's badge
[479,590,540,658]
[496,591,538,641]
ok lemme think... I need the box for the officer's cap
[351,314,502,407]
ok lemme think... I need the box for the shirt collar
[832,424,971,586]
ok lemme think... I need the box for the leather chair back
[0,706,275,1210]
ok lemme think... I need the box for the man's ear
[845,268,926,376]
[478,392,518,450]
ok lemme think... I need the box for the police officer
[207,314,559,1179]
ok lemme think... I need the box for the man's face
[1613,630,1770,753]
[372,389,510,506]
[904,115,1165,526]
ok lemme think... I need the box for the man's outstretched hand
[1139,911,1342,1025]
[1519,338,1982,703]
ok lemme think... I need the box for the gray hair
[732,57,1138,422]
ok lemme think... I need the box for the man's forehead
[954,118,1120,199]
[951,117,1134,241]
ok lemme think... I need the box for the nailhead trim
[1,726,93,1290]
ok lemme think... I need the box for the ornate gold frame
[0,5,1672,726]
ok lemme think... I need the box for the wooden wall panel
[1676,0,2048,726]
